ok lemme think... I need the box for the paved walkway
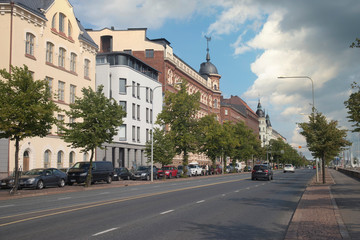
[285,168,360,240]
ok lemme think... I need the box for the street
[0,169,315,240]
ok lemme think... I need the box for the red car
[157,166,179,179]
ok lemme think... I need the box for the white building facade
[95,52,162,169]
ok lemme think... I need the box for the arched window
[69,151,75,167]
[44,150,51,168]
[46,42,54,63]
[57,151,64,168]
[214,84,217,90]
[51,13,57,29]
[84,59,90,78]
[59,13,65,33]
[59,48,66,67]
[25,33,35,56]
[23,151,29,172]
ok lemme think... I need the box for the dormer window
[51,13,57,29]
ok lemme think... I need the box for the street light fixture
[277,75,318,182]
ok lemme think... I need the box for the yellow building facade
[0,0,97,177]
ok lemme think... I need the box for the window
[58,48,66,67]
[84,59,90,78]
[46,76,53,97]
[69,117,75,129]
[119,124,126,141]
[132,103,136,119]
[214,99,218,108]
[214,84,217,90]
[69,152,75,167]
[83,152,88,161]
[146,49,154,58]
[132,81,136,97]
[124,49,132,55]
[119,78,126,94]
[70,85,76,103]
[146,129,149,142]
[51,13,57,29]
[119,101,126,113]
[146,108,149,123]
[70,53,77,72]
[57,114,64,134]
[58,81,65,101]
[225,109,228,116]
[68,20,72,37]
[146,87,149,102]
[25,33,35,56]
[44,150,51,168]
[137,127,140,142]
[137,83,140,99]
[150,89,153,103]
[59,13,65,33]
[137,105,140,120]
[46,42,54,63]
[57,151,64,168]
[132,126,136,142]
[150,109,153,123]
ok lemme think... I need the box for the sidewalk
[285,168,350,240]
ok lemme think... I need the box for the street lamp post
[277,76,318,182]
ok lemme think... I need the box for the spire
[205,35,211,62]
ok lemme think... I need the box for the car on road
[67,161,114,185]
[157,166,179,179]
[113,167,133,181]
[188,164,202,176]
[284,164,295,173]
[16,168,67,189]
[251,164,273,181]
[226,165,235,173]
[177,165,191,177]
[132,166,158,181]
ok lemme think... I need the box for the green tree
[220,121,237,173]
[298,112,351,183]
[157,80,200,172]
[0,65,58,194]
[145,128,176,168]
[344,82,360,132]
[60,85,125,187]
[197,114,223,167]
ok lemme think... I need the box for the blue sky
[70,0,360,161]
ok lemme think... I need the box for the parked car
[209,165,222,175]
[188,164,202,176]
[157,166,179,179]
[251,164,273,181]
[7,168,67,189]
[113,167,133,181]
[177,165,192,177]
[284,164,295,173]
[67,161,114,185]
[132,166,158,181]
[226,165,235,173]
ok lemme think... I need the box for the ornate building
[0,0,97,177]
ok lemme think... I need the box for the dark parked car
[1,172,19,189]
[177,165,191,177]
[251,164,273,181]
[132,166,158,181]
[113,167,133,181]
[67,161,114,185]
[1,168,67,189]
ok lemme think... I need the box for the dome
[199,61,218,75]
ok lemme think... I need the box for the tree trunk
[322,156,326,184]
[85,149,94,187]
[10,137,20,195]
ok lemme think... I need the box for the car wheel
[58,178,65,187]
[36,180,44,189]
[146,175,150,181]
[106,175,112,184]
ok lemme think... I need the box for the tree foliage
[298,112,351,183]
[60,85,125,186]
[269,138,305,167]
[0,65,58,194]
[145,128,176,167]
[156,80,200,168]
[344,81,360,132]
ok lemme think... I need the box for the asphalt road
[0,169,315,240]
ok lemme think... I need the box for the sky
[70,0,360,161]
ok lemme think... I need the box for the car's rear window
[285,164,292,167]
[253,165,268,170]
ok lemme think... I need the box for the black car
[67,161,114,185]
[4,168,67,189]
[113,167,133,181]
[132,166,158,181]
[251,164,273,181]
